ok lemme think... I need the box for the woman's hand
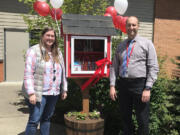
[61,91,67,100]
[29,94,36,105]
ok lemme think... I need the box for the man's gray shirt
[110,35,159,88]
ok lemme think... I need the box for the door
[4,29,29,81]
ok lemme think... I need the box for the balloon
[50,0,64,8]
[112,16,117,28]
[105,6,117,17]
[113,15,127,33]
[50,8,63,20]
[119,16,128,33]
[114,0,128,15]
[114,15,122,29]
[33,1,40,12]
[104,13,112,17]
[35,1,50,16]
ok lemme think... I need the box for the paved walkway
[0,82,66,135]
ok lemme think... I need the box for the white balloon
[50,0,64,8]
[114,0,128,15]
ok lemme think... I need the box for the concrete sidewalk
[0,82,66,135]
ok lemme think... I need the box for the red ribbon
[81,58,112,91]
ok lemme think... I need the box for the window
[71,36,107,74]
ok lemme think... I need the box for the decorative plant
[67,110,100,120]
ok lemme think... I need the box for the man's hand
[142,90,151,102]
[110,86,117,101]
[29,94,36,105]
[61,91,67,100]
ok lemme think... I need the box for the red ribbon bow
[81,58,112,91]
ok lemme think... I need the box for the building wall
[0,0,28,14]
[154,0,180,76]
[0,0,28,60]
[124,0,154,40]
[0,0,29,82]
[0,12,28,82]
[0,12,28,60]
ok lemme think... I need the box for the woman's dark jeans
[25,95,59,135]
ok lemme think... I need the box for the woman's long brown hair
[39,27,60,63]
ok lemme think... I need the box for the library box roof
[61,14,117,36]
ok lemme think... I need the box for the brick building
[154,0,180,76]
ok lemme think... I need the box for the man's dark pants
[118,78,150,135]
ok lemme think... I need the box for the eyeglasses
[53,62,56,81]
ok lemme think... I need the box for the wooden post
[82,88,89,113]
[74,79,90,113]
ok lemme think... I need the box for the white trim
[70,36,108,74]
[110,37,112,61]
[66,35,68,77]
[71,36,75,74]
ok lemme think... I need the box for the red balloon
[35,1,50,16]
[114,15,123,29]
[120,16,128,33]
[104,13,112,17]
[105,6,117,17]
[113,15,127,33]
[112,16,117,28]
[33,1,40,12]
[50,8,63,20]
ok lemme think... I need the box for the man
[109,16,159,135]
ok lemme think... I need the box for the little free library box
[62,14,117,135]
[61,14,117,78]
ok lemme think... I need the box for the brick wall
[154,0,180,76]
[0,62,4,82]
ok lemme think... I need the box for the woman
[22,27,68,135]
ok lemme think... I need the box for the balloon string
[53,9,61,38]
[49,8,61,46]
